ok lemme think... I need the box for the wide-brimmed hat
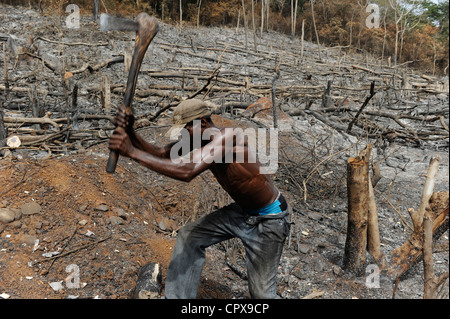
[165,99,212,140]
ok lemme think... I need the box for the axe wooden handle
[106,14,159,173]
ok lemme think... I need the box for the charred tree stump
[132,262,162,299]
[3,41,9,100]
[92,0,99,21]
[271,68,280,128]
[100,76,111,113]
[343,144,372,275]
[71,84,79,129]
[0,109,6,148]
[30,84,41,131]
[321,80,332,108]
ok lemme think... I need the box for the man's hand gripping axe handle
[100,13,159,173]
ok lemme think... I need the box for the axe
[100,13,159,173]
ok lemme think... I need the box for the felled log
[343,144,372,275]
[388,156,449,280]
[3,116,60,131]
[388,191,449,281]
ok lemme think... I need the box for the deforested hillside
[0,3,448,302]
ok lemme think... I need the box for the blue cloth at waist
[249,193,287,216]
[252,199,283,216]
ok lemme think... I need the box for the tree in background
[420,0,449,71]
[2,0,448,74]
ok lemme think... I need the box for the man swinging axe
[100,12,158,173]
[106,20,291,300]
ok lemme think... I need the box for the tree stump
[343,144,372,275]
[0,109,6,148]
[132,262,162,299]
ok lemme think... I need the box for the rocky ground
[1,119,448,300]
[0,5,448,300]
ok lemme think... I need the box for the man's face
[183,119,198,135]
[182,119,203,149]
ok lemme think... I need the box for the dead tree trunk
[310,0,322,60]
[197,0,202,28]
[251,0,257,51]
[3,42,9,99]
[0,109,6,148]
[179,0,183,28]
[301,19,305,58]
[92,0,99,21]
[343,144,372,275]
[260,0,264,34]
[271,68,280,128]
[241,0,248,50]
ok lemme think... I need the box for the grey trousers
[164,203,291,299]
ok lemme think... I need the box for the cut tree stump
[343,144,372,275]
[132,262,162,299]
[0,109,6,147]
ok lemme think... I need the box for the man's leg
[241,213,291,299]
[165,203,245,299]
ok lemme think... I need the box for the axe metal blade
[100,13,139,32]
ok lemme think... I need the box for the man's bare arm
[114,107,174,159]
[109,127,234,182]
[128,132,175,159]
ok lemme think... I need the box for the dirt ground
[1,116,448,300]
[0,5,448,300]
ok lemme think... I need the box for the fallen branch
[0,84,49,96]
[439,116,449,132]
[226,261,248,280]
[0,170,38,196]
[3,116,60,131]
[22,52,57,72]
[36,36,108,47]
[388,156,449,280]
[41,226,79,276]
[33,235,111,264]
[20,126,70,146]
[69,56,124,74]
